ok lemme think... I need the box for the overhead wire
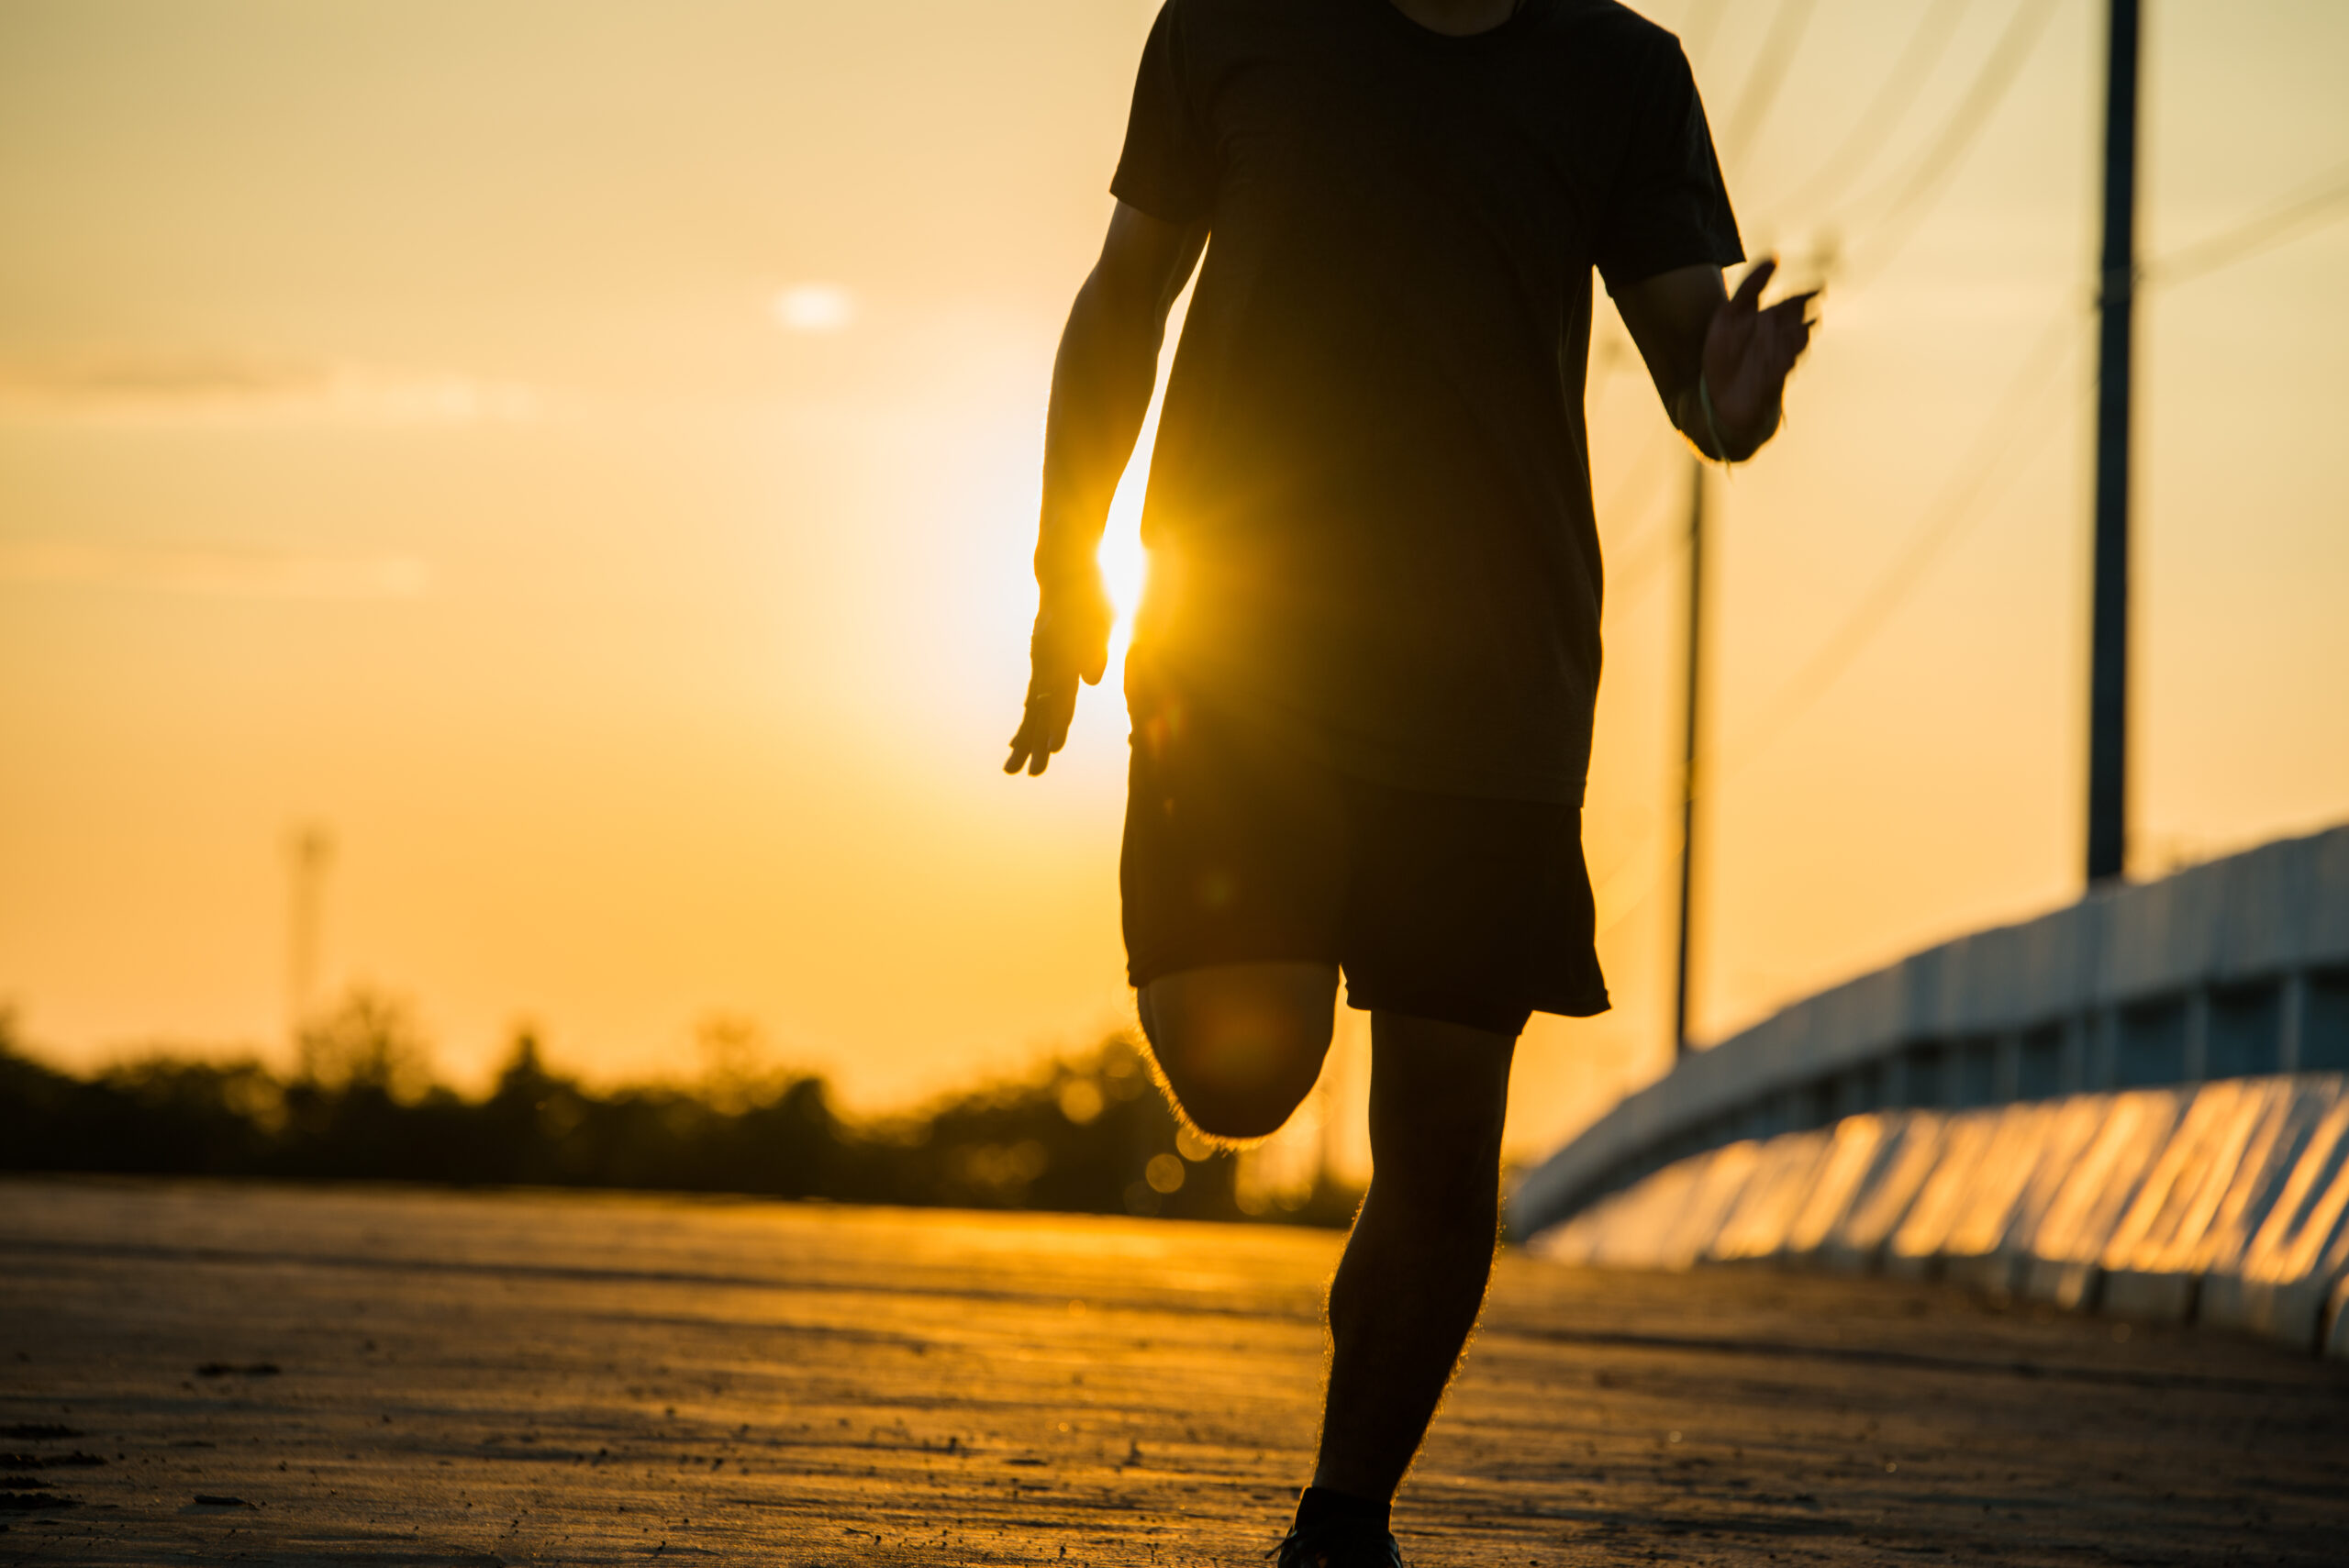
[1608,15,2344,1011]
[1765,0,1967,222]
[1719,0,1820,181]
[1582,0,1820,952]
[1631,157,2349,845]
[1833,0,2063,287]
[1711,311,2084,784]
[1590,310,2081,944]
[1705,158,2349,790]
[1589,0,2059,954]
[2143,160,2349,290]
[1678,0,1731,75]
[1670,0,2072,789]
[1591,0,1828,606]
[1592,2,1834,963]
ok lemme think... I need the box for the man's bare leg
[1312,1010,1515,1504]
[1136,973,1513,1549]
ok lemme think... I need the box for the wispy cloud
[0,356,540,426]
[0,539,431,600]
[771,284,857,334]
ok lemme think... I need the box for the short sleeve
[1110,1,1216,224]
[1594,40,1743,294]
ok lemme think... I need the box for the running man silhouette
[1007,3,1814,1562]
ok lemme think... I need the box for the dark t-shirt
[1114,0,1741,804]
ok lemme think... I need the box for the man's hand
[1005,573,1114,776]
[1698,258,1818,455]
[1616,256,1820,463]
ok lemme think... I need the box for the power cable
[1618,163,2349,957]
[2143,160,2349,290]
[1588,0,1829,592]
[1590,308,2085,946]
[1720,0,1820,180]
[1679,0,1731,75]
[1617,17,2342,1021]
[1765,0,1967,221]
[1583,0,1815,600]
[1669,0,2066,797]
[1835,0,2063,288]
[1711,310,2083,784]
[1578,0,1813,573]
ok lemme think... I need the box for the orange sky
[3,0,2344,1163]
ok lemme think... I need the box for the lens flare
[1096,403,1160,666]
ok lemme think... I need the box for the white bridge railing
[1511,824,2349,1244]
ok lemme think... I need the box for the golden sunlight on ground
[5,1178,2344,1564]
[1,1,2344,1161]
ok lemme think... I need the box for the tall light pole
[286,824,333,1048]
[2087,0,2141,885]
[1673,458,1708,1059]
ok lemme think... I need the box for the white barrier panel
[1992,1098,2119,1296]
[2199,1091,2349,1350]
[1820,1113,1946,1273]
[1564,1163,1695,1271]
[2021,1090,2187,1309]
[2100,1081,2277,1320]
[1566,1154,1698,1270]
[1647,1140,1769,1270]
[1884,1110,2000,1277]
[1944,1101,2110,1296]
[1783,1115,1895,1261]
[2193,1083,2343,1335]
[1711,1132,1835,1262]
[1528,1140,1759,1272]
[1524,1074,2349,1357]
[1509,826,2349,1247]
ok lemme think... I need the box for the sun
[1097,505,1147,627]
[1095,406,1160,658]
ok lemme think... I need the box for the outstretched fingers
[1726,256,1778,315]
[1006,594,1109,775]
[1005,684,1074,775]
[1758,289,1820,377]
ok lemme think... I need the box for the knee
[1139,962,1337,1142]
[1166,1074,1309,1144]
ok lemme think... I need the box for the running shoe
[1270,1520,1405,1568]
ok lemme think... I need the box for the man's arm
[1614,258,1819,463]
[1006,202,1208,777]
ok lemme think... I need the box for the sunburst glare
[1096,400,1161,666]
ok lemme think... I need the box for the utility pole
[286,824,333,1049]
[2087,0,2141,885]
[1673,458,1707,1059]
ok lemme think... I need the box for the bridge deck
[1,1179,2342,1565]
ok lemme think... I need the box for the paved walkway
[1,1178,2343,1565]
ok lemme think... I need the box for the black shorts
[1119,668,1609,1038]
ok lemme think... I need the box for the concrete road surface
[1,1178,2343,1565]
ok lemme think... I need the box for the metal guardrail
[1510,824,2349,1243]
